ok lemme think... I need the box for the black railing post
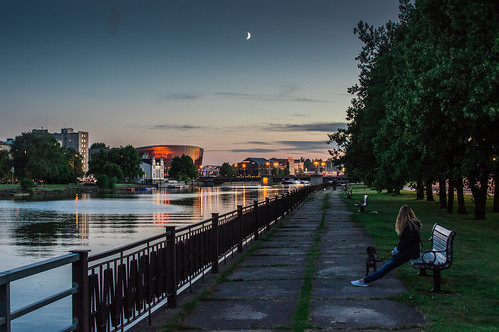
[253,201,259,240]
[165,226,177,308]
[275,195,279,222]
[211,213,220,273]
[265,197,271,231]
[237,206,243,253]
[0,282,11,332]
[71,249,90,332]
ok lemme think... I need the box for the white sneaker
[351,280,368,287]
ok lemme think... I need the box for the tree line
[328,0,498,219]
[0,132,200,188]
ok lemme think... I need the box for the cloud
[276,140,330,151]
[145,124,204,130]
[215,91,328,103]
[236,141,272,145]
[265,122,347,132]
[158,93,203,102]
[228,148,278,153]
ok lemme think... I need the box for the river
[0,184,299,331]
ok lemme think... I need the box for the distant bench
[344,186,352,199]
[410,223,456,292]
[354,194,368,212]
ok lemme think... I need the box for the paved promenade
[134,188,426,331]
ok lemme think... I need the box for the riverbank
[0,183,154,200]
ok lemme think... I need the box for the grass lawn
[344,186,499,331]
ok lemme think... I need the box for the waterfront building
[201,165,220,177]
[236,158,269,176]
[136,145,204,169]
[0,138,13,153]
[140,157,165,184]
[53,128,90,173]
[235,157,305,176]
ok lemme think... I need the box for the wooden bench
[354,194,368,212]
[410,223,456,292]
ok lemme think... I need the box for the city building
[235,158,269,176]
[0,138,13,153]
[140,157,165,184]
[136,145,204,170]
[53,128,90,173]
[235,157,306,176]
[201,165,220,177]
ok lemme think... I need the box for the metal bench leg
[417,268,428,276]
[360,206,365,213]
[432,270,442,292]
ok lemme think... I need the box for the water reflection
[1,185,299,270]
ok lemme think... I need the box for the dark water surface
[0,185,296,331]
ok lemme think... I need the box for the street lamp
[242,164,246,176]
[314,161,319,174]
[11,167,14,184]
[273,162,278,175]
[321,162,326,174]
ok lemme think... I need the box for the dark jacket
[394,218,421,261]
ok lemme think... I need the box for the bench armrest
[418,238,432,250]
[421,249,446,264]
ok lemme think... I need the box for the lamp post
[242,164,246,176]
[321,162,326,174]
[266,162,270,175]
[314,161,319,174]
[273,162,278,175]
[11,166,14,184]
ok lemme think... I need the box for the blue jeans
[364,257,408,283]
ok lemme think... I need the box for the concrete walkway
[134,188,426,331]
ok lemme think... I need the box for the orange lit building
[136,145,204,169]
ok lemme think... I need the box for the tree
[88,144,142,181]
[329,0,498,218]
[90,142,107,150]
[11,131,77,184]
[219,162,235,177]
[169,154,198,182]
[0,150,11,180]
[112,145,143,181]
[65,148,84,178]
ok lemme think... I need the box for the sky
[0,0,401,165]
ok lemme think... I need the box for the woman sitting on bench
[351,205,422,287]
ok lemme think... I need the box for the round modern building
[136,145,204,168]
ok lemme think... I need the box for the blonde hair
[395,205,420,235]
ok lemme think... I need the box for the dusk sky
[0,0,400,165]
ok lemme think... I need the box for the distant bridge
[198,175,346,185]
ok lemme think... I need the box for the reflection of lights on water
[153,212,173,226]
[75,212,89,239]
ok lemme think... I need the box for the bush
[20,178,34,191]
[96,174,109,189]
[108,176,117,189]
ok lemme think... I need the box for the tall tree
[0,150,11,180]
[169,154,198,182]
[11,131,74,183]
[219,162,235,177]
[88,144,142,181]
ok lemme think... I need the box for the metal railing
[0,183,325,331]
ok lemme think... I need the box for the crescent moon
[246,32,251,40]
